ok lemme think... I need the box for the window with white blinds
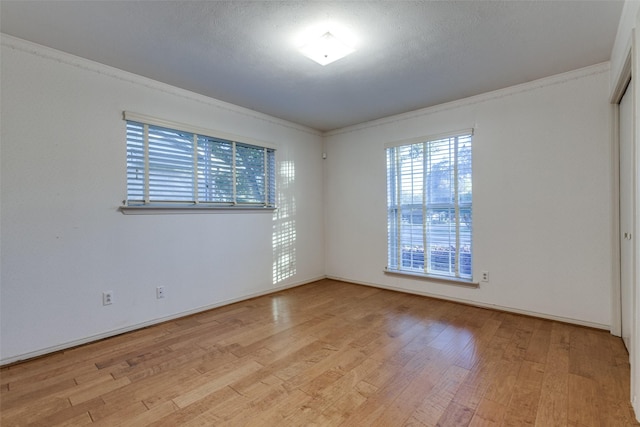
[125,116,275,208]
[386,131,472,280]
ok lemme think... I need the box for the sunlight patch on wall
[273,161,297,284]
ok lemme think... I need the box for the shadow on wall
[273,160,296,284]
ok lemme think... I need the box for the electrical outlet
[103,291,113,306]
[481,271,489,282]
[156,286,166,299]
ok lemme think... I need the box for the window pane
[125,118,276,208]
[126,121,145,201]
[426,138,453,205]
[197,136,233,203]
[459,206,472,277]
[148,125,194,202]
[386,133,472,279]
[267,149,276,206]
[236,144,266,204]
[387,149,400,270]
[427,207,455,275]
[458,136,472,204]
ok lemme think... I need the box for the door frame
[611,50,632,339]
[611,25,640,418]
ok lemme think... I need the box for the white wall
[0,36,325,364]
[324,64,613,328]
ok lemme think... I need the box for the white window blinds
[125,116,276,208]
[386,131,472,279]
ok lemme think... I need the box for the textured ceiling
[0,1,624,132]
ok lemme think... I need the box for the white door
[620,79,633,351]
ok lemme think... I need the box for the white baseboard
[0,276,325,366]
[326,275,611,331]
[3,274,611,366]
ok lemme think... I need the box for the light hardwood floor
[1,279,638,426]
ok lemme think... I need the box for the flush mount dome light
[298,31,355,66]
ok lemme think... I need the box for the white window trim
[386,129,474,284]
[383,267,479,287]
[384,128,474,149]
[120,204,276,215]
[122,112,277,214]
[123,112,278,150]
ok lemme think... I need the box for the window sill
[384,267,479,288]
[120,204,277,215]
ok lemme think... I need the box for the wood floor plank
[369,358,451,426]
[568,373,601,427]
[409,363,470,426]
[535,390,568,427]
[242,388,312,426]
[1,279,638,426]
[482,359,522,406]
[468,398,507,426]
[2,359,99,394]
[436,401,475,426]
[88,401,149,426]
[22,397,104,427]
[336,346,439,426]
[145,386,239,426]
[295,354,381,418]
[0,377,78,410]
[525,322,552,364]
[55,411,95,426]
[501,386,542,426]
[1,395,72,425]
[173,360,263,408]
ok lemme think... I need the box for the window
[124,113,276,209]
[386,131,472,280]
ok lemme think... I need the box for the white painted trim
[123,111,279,150]
[611,52,632,104]
[611,0,640,94]
[120,205,277,214]
[383,268,479,288]
[0,33,321,138]
[1,272,612,366]
[611,101,623,338]
[632,12,640,420]
[325,62,610,137]
[327,275,611,331]
[0,276,325,366]
[610,47,632,339]
[610,13,639,421]
[383,128,474,149]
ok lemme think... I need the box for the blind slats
[126,120,276,207]
[386,133,472,279]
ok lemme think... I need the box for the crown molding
[325,62,610,138]
[1,34,322,137]
[2,33,610,140]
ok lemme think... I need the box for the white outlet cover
[103,291,113,305]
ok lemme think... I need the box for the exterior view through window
[125,119,275,208]
[386,132,472,279]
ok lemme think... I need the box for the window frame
[384,130,476,286]
[121,112,277,214]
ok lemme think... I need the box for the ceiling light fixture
[298,31,355,66]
